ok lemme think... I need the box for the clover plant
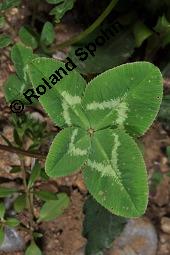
[27,58,163,218]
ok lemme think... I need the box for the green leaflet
[14,194,26,213]
[0,228,4,245]
[25,241,42,255]
[82,62,163,136]
[38,193,69,222]
[28,161,41,188]
[83,129,148,217]
[0,0,21,11]
[46,127,90,177]
[6,218,20,227]
[49,0,76,23]
[27,58,163,218]
[0,34,12,48]
[11,43,36,84]
[83,197,127,255]
[0,187,17,197]
[0,203,5,219]
[3,74,28,104]
[28,57,90,129]
[40,22,55,46]
[19,26,38,49]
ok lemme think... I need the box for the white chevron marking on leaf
[61,91,82,125]
[111,133,121,178]
[62,101,71,125]
[61,91,81,105]
[87,159,121,184]
[87,133,122,184]
[68,129,88,156]
[86,95,129,127]
[86,98,121,110]
[115,101,129,127]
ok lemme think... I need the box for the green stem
[19,156,34,238]
[54,0,119,50]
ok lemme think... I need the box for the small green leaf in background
[154,15,170,47]
[25,241,42,255]
[33,232,43,239]
[36,190,57,201]
[13,128,22,146]
[19,26,38,49]
[0,34,12,48]
[0,16,5,28]
[133,21,153,47]
[41,22,55,46]
[14,194,26,213]
[28,161,41,188]
[46,0,63,3]
[158,95,170,123]
[154,15,170,33]
[167,146,170,161]
[3,74,28,104]
[11,43,36,84]
[0,187,17,197]
[50,0,76,23]
[38,193,69,222]
[0,0,21,11]
[10,166,21,174]
[150,170,163,192]
[6,218,20,227]
[40,168,49,181]
[0,203,5,219]
[0,228,5,245]
[83,197,127,255]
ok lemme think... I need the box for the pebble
[161,217,170,234]
[0,227,24,252]
[109,217,157,255]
